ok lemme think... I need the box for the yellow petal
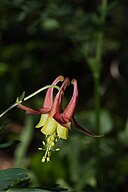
[35,114,48,128]
[41,116,57,135]
[57,123,70,139]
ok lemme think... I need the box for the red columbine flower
[17,76,98,162]
[53,78,98,138]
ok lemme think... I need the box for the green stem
[94,75,101,190]
[14,116,34,167]
[96,0,107,66]
[95,0,107,190]
[0,85,59,118]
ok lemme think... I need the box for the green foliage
[0,168,67,191]
[31,151,67,186]
[0,168,29,190]
[0,0,128,191]
[78,110,113,135]
[0,140,19,148]
[14,116,34,167]
[119,119,128,147]
[18,91,26,101]
[7,189,49,192]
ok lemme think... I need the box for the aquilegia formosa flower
[17,76,99,162]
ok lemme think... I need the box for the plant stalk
[95,0,107,190]
[0,85,59,118]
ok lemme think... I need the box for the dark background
[0,0,128,191]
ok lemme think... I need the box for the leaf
[76,110,113,135]
[0,62,8,75]
[18,91,26,101]
[0,124,5,130]
[43,185,68,191]
[6,185,68,192]
[42,19,60,31]
[6,189,50,192]
[0,140,20,148]
[0,168,29,190]
[118,119,128,146]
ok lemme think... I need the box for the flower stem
[95,0,108,190]
[0,85,59,118]
[94,74,101,190]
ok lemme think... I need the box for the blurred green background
[0,0,128,191]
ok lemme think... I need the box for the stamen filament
[40,133,60,162]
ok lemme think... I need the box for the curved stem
[0,85,59,118]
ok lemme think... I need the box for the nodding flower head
[17,76,100,162]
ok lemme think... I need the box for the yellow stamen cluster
[36,115,69,162]
[38,133,60,163]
